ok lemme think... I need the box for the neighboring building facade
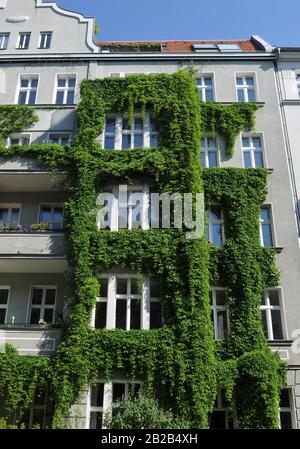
[0,0,300,429]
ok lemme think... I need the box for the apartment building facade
[0,0,300,429]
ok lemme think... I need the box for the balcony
[0,325,62,356]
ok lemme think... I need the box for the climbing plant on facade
[0,70,286,429]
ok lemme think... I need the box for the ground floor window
[14,386,53,429]
[209,388,235,429]
[88,380,142,429]
[279,388,295,429]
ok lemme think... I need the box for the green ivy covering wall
[0,70,286,429]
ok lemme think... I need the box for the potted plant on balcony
[30,222,49,232]
[0,223,23,233]
[38,319,48,328]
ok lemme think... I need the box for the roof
[97,39,260,53]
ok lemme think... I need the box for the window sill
[30,104,77,109]
[268,340,293,347]
[218,101,265,106]
[282,99,300,106]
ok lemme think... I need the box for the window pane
[44,309,54,323]
[280,389,291,408]
[30,308,41,324]
[40,207,51,223]
[0,208,9,222]
[204,78,213,86]
[150,302,162,329]
[246,77,254,86]
[252,137,261,147]
[280,412,292,429]
[117,279,127,295]
[57,79,66,87]
[134,118,143,130]
[31,79,38,88]
[0,309,6,324]
[105,118,116,133]
[216,290,226,306]
[122,119,131,130]
[91,383,104,407]
[45,289,56,305]
[130,298,141,329]
[271,310,283,339]
[113,383,126,403]
[100,279,108,298]
[206,90,214,101]
[28,90,37,105]
[262,224,273,247]
[0,289,9,305]
[150,134,158,147]
[208,151,217,167]
[66,90,75,104]
[217,310,227,339]
[237,89,244,102]
[261,208,270,222]
[248,89,256,102]
[116,298,127,329]
[53,208,63,223]
[104,136,115,150]
[236,78,243,86]
[269,290,280,306]
[254,151,264,168]
[242,137,250,147]
[210,207,222,221]
[243,151,252,168]
[34,386,47,406]
[32,289,43,305]
[261,310,268,338]
[150,281,160,298]
[212,224,223,246]
[31,409,45,428]
[55,91,65,104]
[95,302,107,329]
[68,78,76,88]
[122,134,131,149]
[130,279,138,295]
[90,412,103,429]
[200,151,206,167]
[20,79,29,88]
[134,133,143,147]
[18,91,27,104]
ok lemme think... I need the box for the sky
[56,0,300,47]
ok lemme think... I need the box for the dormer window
[17,33,31,49]
[39,32,52,49]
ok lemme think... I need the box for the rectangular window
[14,386,53,429]
[236,75,256,102]
[103,113,158,150]
[18,76,38,105]
[260,206,274,248]
[0,205,20,229]
[209,389,235,429]
[93,276,161,331]
[17,33,31,49]
[9,134,30,146]
[242,136,264,168]
[206,207,224,247]
[201,136,218,168]
[210,289,228,340]
[297,74,300,99]
[55,76,76,105]
[0,287,9,325]
[48,133,70,146]
[196,76,214,101]
[0,33,9,50]
[28,287,56,325]
[261,290,284,340]
[39,205,64,231]
[39,32,52,49]
[89,380,142,429]
[279,389,294,429]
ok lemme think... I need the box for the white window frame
[206,207,225,246]
[17,32,31,49]
[210,288,228,340]
[54,74,77,105]
[260,204,276,248]
[200,135,220,168]
[27,286,57,325]
[48,132,71,146]
[0,33,9,50]
[210,388,236,429]
[97,185,150,231]
[0,286,10,325]
[7,134,31,147]
[37,203,64,230]
[0,203,21,228]
[91,274,161,331]
[241,134,265,168]
[102,113,157,150]
[261,289,285,340]
[235,73,257,102]
[39,32,52,49]
[196,74,215,101]
[16,74,39,105]
[87,379,143,429]
[279,388,297,429]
